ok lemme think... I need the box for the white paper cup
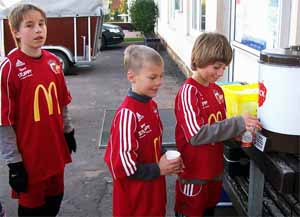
[165,150,181,160]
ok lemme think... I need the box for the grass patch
[124,37,144,43]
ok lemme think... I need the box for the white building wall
[156,0,300,82]
[157,0,230,80]
[157,0,192,74]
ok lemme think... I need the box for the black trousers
[18,193,63,217]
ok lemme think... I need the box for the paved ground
[0,42,238,216]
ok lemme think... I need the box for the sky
[0,0,21,10]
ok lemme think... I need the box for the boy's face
[14,10,47,54]
[195,61,227,85]
[128,63,163,98]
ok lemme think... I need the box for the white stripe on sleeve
[124,110,136,172]
[119,110,129,176]
[119,109,136,176]
[181,85,193,136]
[181,84,201,137]
[186,85,201,132]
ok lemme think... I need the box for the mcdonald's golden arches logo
[153,137,160,162]
[34,82,61,122]
[208,111,223,124]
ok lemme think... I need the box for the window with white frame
[233,0,281,51]
[191,0,206,32]
[168,0,175,22]
[174,0,182,12]
[168,0,184,25]
[229,0,293,82]
[169,0,183,16]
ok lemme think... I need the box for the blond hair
[191,32,232,70]
[8,4,47,48]
[124,45,164,73]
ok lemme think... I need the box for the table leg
[248,160,265,217]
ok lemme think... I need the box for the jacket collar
[128,89,152,103]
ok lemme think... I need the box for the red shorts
[174,180,222,217]
[12,172,64,208]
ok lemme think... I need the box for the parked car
[101,23,125,49]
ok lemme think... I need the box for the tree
[119,0,128,14]
[129,0,159,35]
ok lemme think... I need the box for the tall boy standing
[0,4,76,216]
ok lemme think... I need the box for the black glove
[64,129,77,153]
[8,162,28,193]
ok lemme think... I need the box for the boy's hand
[64,129,77,153]
[158,154,184,176]
[8,162,28,193]
[242,114,262,133]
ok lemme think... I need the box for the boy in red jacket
[0,4,76,216]
[174,33,261,217]
[104,45,183,216]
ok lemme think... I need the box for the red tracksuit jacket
[104,95,166,216]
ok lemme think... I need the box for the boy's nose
[34,25,42,33]
[156,78,163,86]
[217,69,225,76]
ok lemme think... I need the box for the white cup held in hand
[165,150,181,160]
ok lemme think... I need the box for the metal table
[224,144,299,217]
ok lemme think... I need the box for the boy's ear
[127,70,135,83]
[12,29,20,39]
[191,62,197,71]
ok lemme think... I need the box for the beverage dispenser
[256,46,300,153]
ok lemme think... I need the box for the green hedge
[129,0,159,35]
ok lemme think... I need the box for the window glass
[192,0,198,29]
[168,0,175,20]
[175,0,182,11]
[234,0,280,51]
[200,0,206,30]
[191,0,206,31]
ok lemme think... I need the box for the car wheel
[51,51,71,75]
[100,36,106,50]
